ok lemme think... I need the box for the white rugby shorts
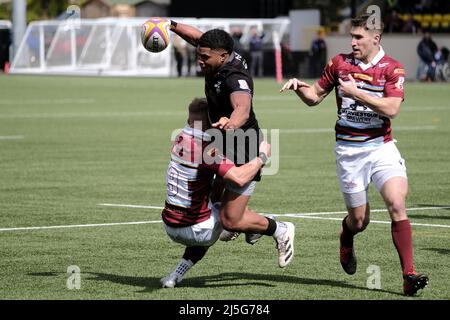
[335,140,407,194]
[163,202,223,247]
[225,180,257,196]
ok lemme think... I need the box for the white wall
[289,9,320,51]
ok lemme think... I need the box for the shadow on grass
[83,271,404,297]
[424,248,450,255]
[408,204,450,220]
[28,272,60,276]
[409,214,450,220]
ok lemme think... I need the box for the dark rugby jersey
[204,52,262,176]
[205,52,259,130]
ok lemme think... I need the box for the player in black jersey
[168,20,295,268]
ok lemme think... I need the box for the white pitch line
[0,111,185,119]
[98,203,450,229]
[0,135,24,140]
[0,220,162,232]
[0,98,96,105]
[2,204,449,232]
[281,126,436,134]
[282,206,450,216]
[99,203,164,210]
[272,214,450,229]
[98,203,450,216]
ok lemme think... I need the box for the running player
[280,13,428,296]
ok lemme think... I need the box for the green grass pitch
[0,75,449,300]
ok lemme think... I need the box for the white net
[10,17,290,77]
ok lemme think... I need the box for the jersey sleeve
[317,56,339,92]
[216,160,235,176]
[384,64,405,99]
[201,152,235,176]
[225,72,253,95]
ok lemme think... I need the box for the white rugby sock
[273,221,288,239]
[174,258,194,280]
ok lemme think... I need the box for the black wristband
[258,152,268,166]
[170,19,178,30]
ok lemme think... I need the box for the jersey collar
[183,125,212,142]
[355,46,385,71]
[226,51,235,64]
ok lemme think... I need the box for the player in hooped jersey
[280,14,428,296]
[161,98,281,288]
[168,20,295,268]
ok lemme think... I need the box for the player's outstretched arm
[223,141,270,187]
[169,20,203,47]
[279,78,328,107]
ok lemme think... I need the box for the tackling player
[167,20,295,268]
[161,98,290,288]
[280,13,428,296]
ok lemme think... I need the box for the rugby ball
[141,18,171,53]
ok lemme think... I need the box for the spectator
[385,10,404,33]
[0,27,10,72]
[417,31,438,81]
[248,27,264,78]
[433,46,449,65]
[231,27,245,57]
[434,46,449,81]
[172,34,187,77]
[308,29,327,78]
[401,15,419,34]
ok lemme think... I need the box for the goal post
[10,17,290,77]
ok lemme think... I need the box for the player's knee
[221,218,237,231]
[386,199,407,218]
[220,212,240,231]
[348,215,369,232]
[219,204,246,231]
[354,220,369,232]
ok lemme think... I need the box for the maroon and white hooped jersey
[318,47,405,145]
[162,126,234,228]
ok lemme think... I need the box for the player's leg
[161,246,209,288]
[245,213,276,245]
[161,205,223,288]
[340,192,370,275]
[376,176,428,295]
[372,141,428,295]
[219,190,267,232]
[336,143,371,275]
[212,176,270,243]
[219,186,295,268]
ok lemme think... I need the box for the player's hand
[259,140,271,157]
[338,74,358,98]
[212,117,230,130]
[279,78,311,93]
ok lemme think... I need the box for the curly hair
[198,29,234,54]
